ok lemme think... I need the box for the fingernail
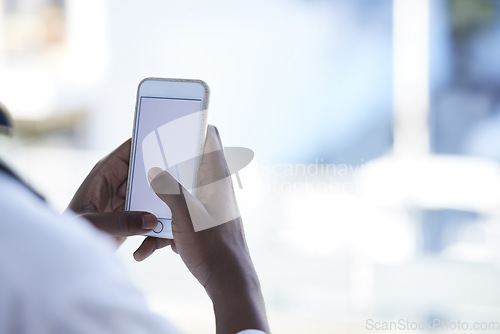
[133,251,145,262]
[147,167,163,184]
[142,214,158,230]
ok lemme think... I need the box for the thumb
[148,167,206,233]
[148,167,186,205]
[80,211,158,236]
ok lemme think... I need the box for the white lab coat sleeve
[0,172,178,334]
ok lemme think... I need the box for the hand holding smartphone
[125,78,209,238]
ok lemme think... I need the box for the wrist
[205,252,269,333]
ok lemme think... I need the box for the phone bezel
[125,78,209,238]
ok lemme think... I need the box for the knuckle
[118,213,133,234]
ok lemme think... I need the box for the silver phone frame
[125,78,209,237]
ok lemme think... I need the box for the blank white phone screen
[129,97,203,219]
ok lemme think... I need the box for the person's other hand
[68,140,158,246]
[138,125,269,333]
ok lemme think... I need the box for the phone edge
[125,77,210,213]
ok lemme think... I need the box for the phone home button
[153,221,164,234]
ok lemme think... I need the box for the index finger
[110,138,132,164]
[81,211,158,236]
[196,125,230,189]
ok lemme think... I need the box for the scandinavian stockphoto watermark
[259,158,365,193]
[366,318,500,332]
[142,115,255,232]
[142,112,365,231]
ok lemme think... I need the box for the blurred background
[1,0,500,332]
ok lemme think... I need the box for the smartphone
[125,78,209,238]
